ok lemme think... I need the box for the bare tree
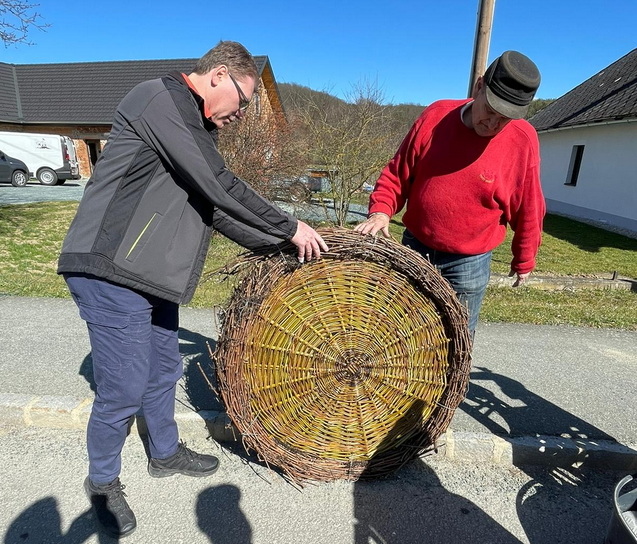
[1,0,47,46]
[217,89,310,204]
[289,80,400,226]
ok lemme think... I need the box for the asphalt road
[0,424,626,544]
[3,296,636,446]
[0,180,370,223]
[0,179,87,205]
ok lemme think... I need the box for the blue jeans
[64,273,182,484]
[402,231,491,337]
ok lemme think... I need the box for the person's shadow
[78,325,226,462]
[3,497,108,543]
[78,352,96,392]
[353,399,522,544]
[196,485,252,544]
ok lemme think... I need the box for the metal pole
[467,0,496,97]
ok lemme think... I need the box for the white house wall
[538,122,637,233]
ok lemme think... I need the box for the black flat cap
[484,51,541,119]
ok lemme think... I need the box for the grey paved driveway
[0,179,87,205]
[0,180,370,224]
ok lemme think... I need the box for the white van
[0,131,81,185]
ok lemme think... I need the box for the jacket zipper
[126,213,158,259]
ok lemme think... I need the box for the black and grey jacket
[58,72,296,304]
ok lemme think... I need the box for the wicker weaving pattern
[213,228,471,483]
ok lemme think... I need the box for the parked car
[0,131,80,186]
[307,176,332,193]
[269,177,312,203]
[0,150,29,187]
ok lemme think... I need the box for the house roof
[0,56,277,125]
[530,48,637,131]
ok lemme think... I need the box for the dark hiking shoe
[84,477,136,538]
[148,441,219,478]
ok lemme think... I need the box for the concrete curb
[440,430,637,471]
[2,393,636,472]
[489,273,636,291]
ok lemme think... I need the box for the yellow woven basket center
[244,259,450,461]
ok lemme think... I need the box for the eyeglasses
[228,72,251,113]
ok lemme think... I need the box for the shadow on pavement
[69,331,628,544]
[514,464,620,544]
[354,399,521,543]
[353,460,523,544]
[3,497,106,543]
[196,485,252,544]
[79,353,96,392]
[77,326,225,464]
[78,326,224,413]
[179,328,223,413]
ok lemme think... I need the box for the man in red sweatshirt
[355,51,545,337]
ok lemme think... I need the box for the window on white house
[565,145,585,186]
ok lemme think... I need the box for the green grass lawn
[493,214,637,278]
[1,201,635,329]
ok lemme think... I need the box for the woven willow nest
[212,228,471,483]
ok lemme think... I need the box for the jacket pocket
[124,212,163,262]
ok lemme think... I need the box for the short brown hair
[193,40,258,81]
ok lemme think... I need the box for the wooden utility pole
[467,0,496,97]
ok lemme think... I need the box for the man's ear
[471,76,485,99]
[210,65,228,87]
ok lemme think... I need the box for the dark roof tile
[0,63,20,121]
[0,56,268,125]
[530,49,637,131]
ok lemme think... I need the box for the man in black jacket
[58,41,327,538]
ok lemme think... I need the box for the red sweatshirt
[369,99,545,274]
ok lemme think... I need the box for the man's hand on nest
[291,220,329,263]
[354,212,392,239]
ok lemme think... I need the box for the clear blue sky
[2,0,636,105]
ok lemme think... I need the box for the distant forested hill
[278,82,426,136]
[277,82,552,124]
